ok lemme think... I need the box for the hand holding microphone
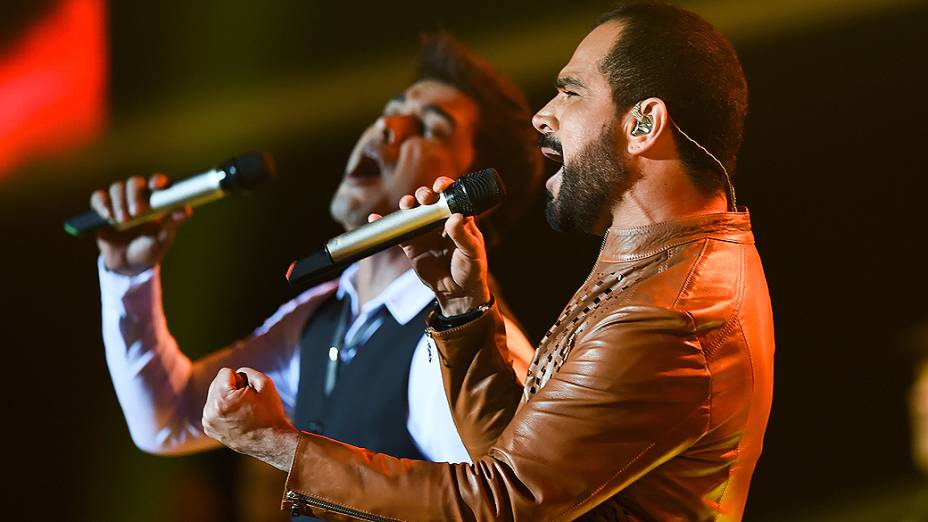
[69,152,276,276]
[285,168,505,312]
[89,173,192,276]
[384,177,493,317]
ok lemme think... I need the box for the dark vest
[291,293,431,519]
[293,291,431,482]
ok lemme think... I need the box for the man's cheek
[398,140,449,178]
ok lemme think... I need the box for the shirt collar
[335,263,435,325]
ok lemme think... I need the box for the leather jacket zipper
[286,491,394,521]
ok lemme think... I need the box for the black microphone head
[220,151,277,191]
[445,168,506,216]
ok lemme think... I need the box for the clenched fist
[202,367,299,472]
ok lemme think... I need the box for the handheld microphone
[286,168,505,287]
[63,151,277,237]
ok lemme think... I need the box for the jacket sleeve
[435,299,526,462]
[282,302,711,521]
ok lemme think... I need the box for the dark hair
[594,1,748,195]
[416,32,542,242]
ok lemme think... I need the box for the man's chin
[331,201,369,232]
[544,194,566,233]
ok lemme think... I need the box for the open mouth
[540,146,564,164]
[345,150,383,183]
[538,134,564,165]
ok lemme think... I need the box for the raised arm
[432,295,525,462]
[100,260,327,454]
[93,173,318,454]
[396,177,527,461]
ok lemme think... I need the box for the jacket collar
[598,210,754,263]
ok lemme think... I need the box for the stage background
[1,0,926,519]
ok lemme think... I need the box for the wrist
[254,426,299,473]
[107,265,152,277]
[437,289,491,317]
[100,253,156,277]
[431,295,494,331]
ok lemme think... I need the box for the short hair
[594,1,748,195]
[416,32,542,243]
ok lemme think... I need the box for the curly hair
[416,32,542,244]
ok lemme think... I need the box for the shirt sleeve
[99,257,325,455]
[406,335,472,464]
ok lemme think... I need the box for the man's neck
[606,166,729,232]
[353,247,412,308]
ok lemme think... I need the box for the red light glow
[0,0,107,177]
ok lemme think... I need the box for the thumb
[215,368,239,392]
[207,368,247,407]
[236,367,272,393]
[149,173,170,191]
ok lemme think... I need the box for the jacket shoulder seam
[672,239,710,310]
[715,323,755,508]
[705,244,747,358]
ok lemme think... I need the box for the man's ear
[624,97,669,156]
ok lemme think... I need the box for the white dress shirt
[99,258,531,463]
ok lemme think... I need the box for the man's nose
[532,100,558,134]
[378,114,421,146]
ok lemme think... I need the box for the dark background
[2,0,926,520]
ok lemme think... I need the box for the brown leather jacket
[282,211,774,521]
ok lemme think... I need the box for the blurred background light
[0,0,106,177]
[1,1,926,520]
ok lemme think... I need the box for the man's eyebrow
[423,104,456,128]
[384,95,455,127]
[556,76,586,90]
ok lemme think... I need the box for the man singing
[203,2,775,520]
[91,32,541,519]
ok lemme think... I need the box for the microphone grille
[222,151,277,191]
[446,168,506,216]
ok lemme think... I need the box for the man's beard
[545,123,630,234]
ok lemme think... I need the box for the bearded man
[203,3,775,520]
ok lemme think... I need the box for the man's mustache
[538,134,563,156]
